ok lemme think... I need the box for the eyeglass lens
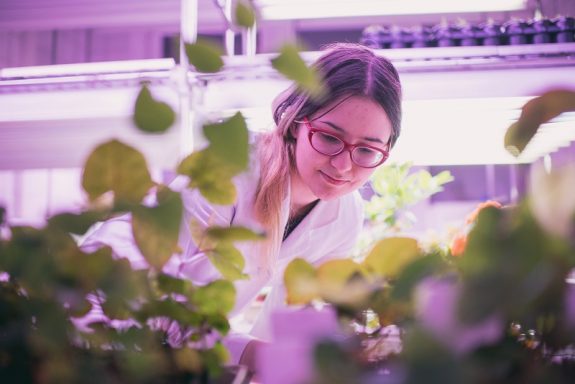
[311,131,385,167]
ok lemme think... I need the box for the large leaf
[505,89,575,156]
[47,211,109,235]
[177,113,250,204]
[204,313,231,335]
[97,260,150,319]
[132,190,183,270]
[206,226,265,242]
[207,243,248,281]
[284,258,318,305]
[316,259,366,286]
[234,1,256,28]
[184,39,224,73]
[189,218,218,251]
[156,273,194,295]
[196,175,237,205]
[200,342,230,377]
[363,237,422,279]
[82,139,154,203]
[192,280,236,315]
[316,259,371,307]
[136,299,202,327]
[173,348,203,373]
[203,112,250,173]
[133,84,176,133]
[455,204,567,324]
[271,44,326,99]
[178,151,238,204]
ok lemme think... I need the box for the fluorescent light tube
[256,0,527,20]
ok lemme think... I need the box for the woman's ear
[289,122,300,140]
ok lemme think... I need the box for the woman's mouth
[319,171,349,186]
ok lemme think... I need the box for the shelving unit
[0,41,574,223]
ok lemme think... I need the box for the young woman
[80,43,402,369]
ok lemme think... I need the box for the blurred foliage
[133,83,176,134]
[0,111,252,381]
[288,198,575,383]
[271,43,327,100]
[0,27,328,382]
[287,90,575,383]
[0,26,270,383]
[234,1,256,29]
[505,89,575,157]
[184,39,225,73]
[177,112,250,205]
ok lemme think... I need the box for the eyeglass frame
[298,117,391,168]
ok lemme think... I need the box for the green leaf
[189,218,218,251]
[317,260,371,308]
[97,259,150,317]
[207,243,248,281]
[177,113,250,204]
[197,175,238,205]
[132,190,183,270]
[234,1,256,28]
[70,247,116,291]
[192,280,236,315]
[271,44,326,99]
[156,273,194,295]
[313,340,361,383]
[200,342,229,377]
[47,211,109,235]
[136,299,202,327]
[82,139,154,203]
[173,348,203,373]
[101,295,133,320]
[184,39,224,73]
[284,258,318,305]
[133,84,176,133]
[205,313,231,335]
[317,259,366,286]
[206,226,265,242]
[178,151,239,204]
[0,205,5,225]
[203,112,250,173]
[363,237,422,279]
[434,170,455,185]
[505,89,575,156]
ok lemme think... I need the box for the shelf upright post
[178,0,198,159]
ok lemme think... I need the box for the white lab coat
[79,155,364,363]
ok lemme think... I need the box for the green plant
[365,162,453,230]
[0,112,254,383]
[353,163,452,259]
[285,88,575,383]
[0,2,336,381]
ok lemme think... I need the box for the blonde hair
[254,43,403,271]
[252,90,306,272]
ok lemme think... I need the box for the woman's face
[291,95,393,205]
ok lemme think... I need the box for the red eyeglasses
[301,117,390,168]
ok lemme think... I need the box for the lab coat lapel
[279,198,341,261]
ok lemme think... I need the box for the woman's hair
[254,43,402,266]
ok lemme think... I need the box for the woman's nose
[329,149,353,173]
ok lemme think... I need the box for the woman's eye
[356,147,375,155]
[319,133,340,144]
